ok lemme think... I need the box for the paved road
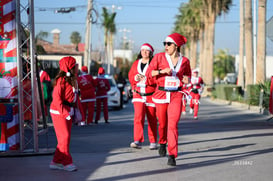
[1,98,273,181]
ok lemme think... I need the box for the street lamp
[119,28,131,49]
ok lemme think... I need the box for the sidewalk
[1,98,273,181]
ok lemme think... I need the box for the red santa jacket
[95,76,110,98]
[190,76,204,94]
[146,52,191,103]
[77,73,96,102]
[39,70,51,83]
[128,59,156,106]
[50,77,83,120]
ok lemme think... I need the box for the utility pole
[84,0,93,71]
[253,0,257,83]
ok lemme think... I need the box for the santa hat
[192,68,199,74]
[141,43,154,53]
[98,67,105,75]
[165,33,187,47]
[59,56,76,77]
[81,66,88,73]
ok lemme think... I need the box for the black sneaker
[158,144,166,157]
[94,120,98,124]
[167,155,176,166]
[105,120,109,124]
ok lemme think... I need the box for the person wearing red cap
[128,43,158,150]
[188,69,204,119]
[146,33,191,166]
[38,62,52,118]
[95,67,110,124]
[49,56,83,171]
[77,66,97,125]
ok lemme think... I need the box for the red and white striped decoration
[0,0,19,151]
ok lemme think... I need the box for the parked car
[223,73,237,84]
[94,75,121,110]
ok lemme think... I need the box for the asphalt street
[1,98,273,181]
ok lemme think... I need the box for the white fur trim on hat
[141,45,152,52]
[192,68,199,73]
[165,37,176,45]
[66,72,71,77]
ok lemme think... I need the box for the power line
[35,21,240,25]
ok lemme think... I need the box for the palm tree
[256,0,267,83]
[237,0,245,88]
[174,1,202,69]
[101,7,116,74]
[70,31,82,51]
[213,49,235,81]
[245,0,254,87]
[202,0,232,88]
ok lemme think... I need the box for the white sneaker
[78,122,85,126]
[130,141,141,149]
[64,163,77,172]
[194,116,198,120]
[189,108,193,114]
[182,111,186,115]
[149,143,157,150]
[49,161,64,170]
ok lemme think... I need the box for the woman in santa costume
[189,69,204,119]
[49,56,83,171]
[77,66,97,125]
[128,43,157,150]
[146,33,191,166]
[95,67,110,124]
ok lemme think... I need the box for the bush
[245,81,271,108]
[213,84,243,101]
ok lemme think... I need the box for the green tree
[35,31,48,43]
[202,0,233,87]
[213,49,235,80]
[174,0,203,69]
[101,7,117,74]
[70,31,81,50]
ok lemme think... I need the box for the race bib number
[164,76,180,90]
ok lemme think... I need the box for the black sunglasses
[163,42,175,46]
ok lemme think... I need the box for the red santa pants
[51,114,73,166]
[95,98,108,121]
[81,101,95,124]
[133,102,157,143]
[155,92,182,158]
[189,93,201,117]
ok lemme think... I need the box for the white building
[113,49,133,64]
[235,55,273,80]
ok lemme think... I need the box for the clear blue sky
[35,0,273,55]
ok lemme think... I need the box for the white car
[94,75,121,110]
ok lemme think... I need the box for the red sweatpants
[81,101,95,124]
[133,102,157,143]
[51,114,73,166]
[95,98,108,121]
[189,93,201,117]
[155,92,182,158]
